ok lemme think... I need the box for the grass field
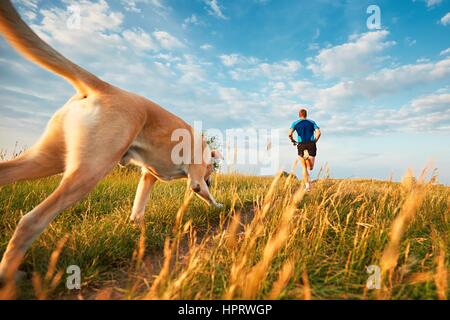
[0,166,448,300]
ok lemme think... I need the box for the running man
[288,108,321,191]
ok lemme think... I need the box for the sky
[0,0,449,183]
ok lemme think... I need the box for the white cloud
[218,87,243,103]
[204,0,228,20]
[14,0,40,10]
[219,53,259,67]
[410,92,450,112]
[362,56,450,96]
[14,0,39,21]
[31,0,125,60]
[151,52,182,62]
[440,48,450,56]
[0,83,65,102]
[176,55,206,83]
[426,0,442,7]
[229,60,301,81]
[153,31,184,49]
[307,30,395,78]
[295,89,450,136]
[25,0,184,69]
[360,91,450,133]
[200,44,214,50]
[121,0,142,12]
[182,14,203,29]
[123,28,157,51]
[123,29,184,52]
[216,86,267,119]
[440,12,450,26]
[23,10,37,21]
[405,37,417,47]
[258,61,302,78]
[273,82,286,91]
[66,0,124,32]
[2,0,198,121]
[219,54,238,66]
[280,56,450,112]
[153,61,175,78]
[121,0,167,14]
[307,43,320,51]
[412,0,443,8]
[219,54,301,80]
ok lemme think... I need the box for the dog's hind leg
[129,168,157,226]
[0,162,111,285]
[0,147,65,185]
[0,116,66,186]
[0,126,127,285]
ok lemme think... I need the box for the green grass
[0,168,449,299]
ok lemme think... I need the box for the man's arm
[314,128,321,143]
[288,128,297,145]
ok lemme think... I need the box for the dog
[0,0,222,285]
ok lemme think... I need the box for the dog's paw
[129,214,145,227]
[214,203,224,209]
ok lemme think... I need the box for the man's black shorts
[297,141,317,157]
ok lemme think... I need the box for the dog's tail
[0,0,109,94]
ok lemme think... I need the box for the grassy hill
[0,168,448,299]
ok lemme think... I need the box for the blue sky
[0,0,449,183]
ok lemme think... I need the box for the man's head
[299,108,307,119]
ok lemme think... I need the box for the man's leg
[307,156,315,171]
[299,157,310,189]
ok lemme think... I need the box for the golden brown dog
[0,0,222,284]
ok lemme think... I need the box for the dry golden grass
[0,165,449,300]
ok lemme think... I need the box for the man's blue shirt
[290,119,319,143]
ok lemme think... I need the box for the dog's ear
[211,150,224,160]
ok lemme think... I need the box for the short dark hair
[299,109,307,118]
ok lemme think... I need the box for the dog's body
[0,1,221,284]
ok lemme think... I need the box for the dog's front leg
[188,177,223,209]
[130,168,157,226]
